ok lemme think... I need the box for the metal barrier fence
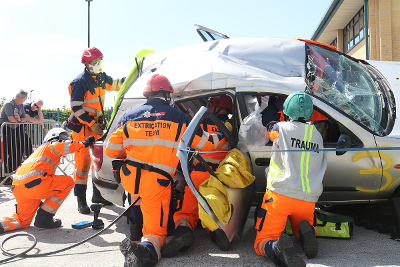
[0,120,60,179]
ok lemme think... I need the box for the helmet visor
[59,132,72,141]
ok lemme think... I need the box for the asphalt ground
[1,159,400,266]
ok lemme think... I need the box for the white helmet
[43,128,71,143]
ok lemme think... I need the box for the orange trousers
[71,125,101,196]
[254,190,316,257]
[1,174,74,232]
[173,170,209,231]
[120,164,171,261]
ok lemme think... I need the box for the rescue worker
[254,91,327,267]
[105,74,228,267]
[68,47,125,214]
[0,128,95,233]
[162,95,233,257]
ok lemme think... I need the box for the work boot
[120,238,151,267]
[130,219,143,241]
[92,188,113,206]
[34,208,62,229]
[273,234,305,267]
[213,228,231,251]
[77,196,91,214]
[161,227,195,258]
[298,220,318,258]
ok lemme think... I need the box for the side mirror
[336,134,352,156]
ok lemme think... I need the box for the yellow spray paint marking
[353,152,399,192]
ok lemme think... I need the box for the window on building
[330,38,337,48]
[343,7,364,53]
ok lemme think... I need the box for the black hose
[0,197,140,264]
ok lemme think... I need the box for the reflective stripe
[194,132,209,150]
[74,179,88,185]
[267,159,281,189]
[142,234,163,260]
[0,218,10,232]
[41,203,58,214]
[106,142,124,151]
[175,218,193,231]
[10,216,20,230]
[74,109,85,117]
[70,101,84,106]
[13,170,45,180]
[49,196,64,204]
[211,134,219,150]
[82,106,100,115]
[52,143,61,156]
[84,95,104,104]
[123,138,179,150]
[300,124,313,193]
[126,156,176,175]
[110,80,119,91]
[193,156,221,165]
[23,155,57,171]
[64,140,71,155]
[259,240,269,256]
[74,169,89,177]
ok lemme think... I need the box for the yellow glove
[225,121,233,132]
[90,122,104,135]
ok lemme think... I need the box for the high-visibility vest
[69,69,123,127]
[13,140,83,185]
[105,98,226,176]
[267,121,327,203]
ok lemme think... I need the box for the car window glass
[305,44,387,136]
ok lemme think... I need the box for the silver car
[89,26,400,214]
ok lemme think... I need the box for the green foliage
[0,97,5,106]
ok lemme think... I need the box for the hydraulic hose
[0,197,140,265]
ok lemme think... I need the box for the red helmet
[143,74,173,98]
[81,47,103,64]
[209,95,233,111]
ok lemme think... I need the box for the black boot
[273,234,305,267]
[161,226,195,258]
[34,208,62,229]
[77,196,91,214]
[130,218,143,241]
[298,220,318,258]
[120,238,151,267]
[92,187,113,206]
[213,228,231,251]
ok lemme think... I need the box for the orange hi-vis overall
[69,69,123,196]
[0,140,83,233]
[174,115,229,232]
[105,98,227,262]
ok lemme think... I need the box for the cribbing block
[353,197,400,240]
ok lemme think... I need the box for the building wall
[393,0,400,60]
[368,0,400,61]
[348,39,366,59]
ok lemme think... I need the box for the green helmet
[283,91,313,121]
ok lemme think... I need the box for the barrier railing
[0,120,60,179]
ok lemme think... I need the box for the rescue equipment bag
[285,209,353,238]
[65,114,83,133]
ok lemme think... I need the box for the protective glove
[90,122,104,135]
[83,136,95,148]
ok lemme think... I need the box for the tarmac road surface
[1,160,400,267]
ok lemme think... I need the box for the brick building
[311,0,400,61]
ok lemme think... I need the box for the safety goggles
[59,132,72,141]
[89,59,102,66]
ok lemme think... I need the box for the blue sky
[0,0,332,109]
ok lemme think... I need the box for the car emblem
[143,111,151,118]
